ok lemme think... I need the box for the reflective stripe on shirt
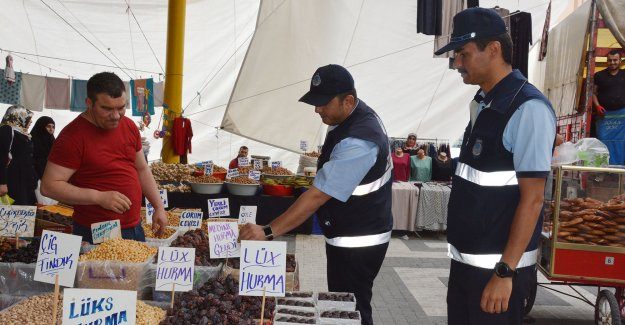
[455,162,518,186]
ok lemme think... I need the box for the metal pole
[581,0,598,139]
[161,0,186,163]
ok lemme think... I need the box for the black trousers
[447,260,536,325]
[326,242,389,325]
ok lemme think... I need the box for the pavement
[277,232,600,325]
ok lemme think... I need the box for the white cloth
[19,73,45,111]
[154,81,164,107]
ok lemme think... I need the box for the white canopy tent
[1,0,576,169]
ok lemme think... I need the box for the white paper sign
[63,288,137,325]
[204,161,214,175]
[155,247,195,292]
[91,220,122,244]
[253,159,262,170]
[238,157,250,167]
[208,198,230,218]
[207,222,240,258]
[271,161,282,169]
[34,230,81,287]
[159,189,169,208]
[227,168,240,180]
[179,210,203,229]
[248,170,261,181]
[145,202,155,224]
[239,240,287,297]
[238,206,257,225]
[0,205,36,237]
[300,140,308,151]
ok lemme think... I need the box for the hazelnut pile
[261,166,294,176]
[79,238,157,263]
[228,176,260,185]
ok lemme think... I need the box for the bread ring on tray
[557,231,572,237]
[577,224,593,232]
[590,230,607,236]
[560,217,584,227]
[602,220,618,227]
[582,215,604,222]
[565,236,585,243]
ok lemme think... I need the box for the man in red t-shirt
[228,146,248,169]
[41,72,167,243]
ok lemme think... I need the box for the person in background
[41,72,167,243]
[593,49,625,116]
[0,105,37,205]
[31,116,56,180]
[410,148,432,182]
[432,151,453,182]
[392,143,410,182]
[228,145,249,169]
[403,133,419,155]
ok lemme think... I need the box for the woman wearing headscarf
[31,116,55,180]
[0,105,37,205]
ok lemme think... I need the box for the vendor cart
[531,165,625,324]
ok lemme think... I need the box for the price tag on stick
[0,205,36,238]
[239,240,286,297]
[300,140,308,151]
[238,206,257,225]
[34,230,81,287]
[208,198,230,218]
[179,210,203,230]
[155,247,195,292]
[207,222,240,258]
[91,220,122,244]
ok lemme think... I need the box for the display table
[391,182,420,231]
[167,192,313,234]
[415,182,451,231]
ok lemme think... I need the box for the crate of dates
[273,314,317,324]
[285,291,316,302]
[316,292,356,311]
[318,310,361,325]
[276,298,316,313]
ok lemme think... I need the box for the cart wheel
[595,289,622,325]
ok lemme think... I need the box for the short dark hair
[240,146,248,150]
[87,72,126,103]
[336,89,358,103]
[608,49,622,57]
[472,33,513,65]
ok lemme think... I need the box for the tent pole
[581,0,598,139]
[161,0,186,163]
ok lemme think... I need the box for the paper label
[62,288,136,325]
[248,170,261,181]
[90,220,122,244]
[204,161,214,175]
[0,205,36,237]
[238,206,257,225]
[207,222,240,258]
[238,157,250,167]
[179,210,203,230]
[34,230,81,287]
[271,161,282,169]
[300,140,308,151]
[253,159,262,170]
[208,198,230,218]
[238,240,287,297]
[155,247,195,292]
[227,168,240,180]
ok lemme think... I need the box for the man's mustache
[457,68,468,74]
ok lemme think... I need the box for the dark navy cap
[434,7,507,55]
[299,64,355,106]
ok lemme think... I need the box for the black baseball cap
[299,64,355,106]
[434,7,507,55]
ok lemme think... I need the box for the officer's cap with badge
[299,64,355,106]
[434,7,507,56]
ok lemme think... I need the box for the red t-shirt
[392,153,411,182]
[48,115,142,228]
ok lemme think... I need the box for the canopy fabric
[598,0,625,48]
[222,0,574,153]
[2,0,575,169]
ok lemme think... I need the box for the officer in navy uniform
[240,64,393,325]
[435,8,556,325]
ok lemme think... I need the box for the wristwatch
[494,261,516,278]
[262,225,274,241]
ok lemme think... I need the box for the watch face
[495,262,512,277]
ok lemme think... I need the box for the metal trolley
[529,165,625,324]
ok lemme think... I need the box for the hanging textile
[417,0,442,36]
[172,117,193,155]
[70,79,88,112]
[45,77,70,109]
[510,11,532,78]
[434,0,466,58]
[130,78,155,116]
[492,7,511,33]
[154,81,164,107]
[4,55,15,84]
[123,80,131,110]
[539,1,551,61]
[19,73,45,111]
[0,69,22,105]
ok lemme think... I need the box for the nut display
[136,300,166,325]
[0,293,62,324]
[261,166,294,176]
[142,224,177,239]
[238,166,253,174]
[303,152,321,158]
[318,292,355,302]
[547,195,625,246]
[142,211,180,227]
[150,162,195,181]
[277,308,315,318]
[0,237,40,263]
[262,177,313,188]
[228,176,260,185]
[79,238,157,263]
[212,165,227,174]
[161,274,275,324]
[158,183,191,193]
[320,310,360,319]
[170,229,221,266]
[191,175,224,184]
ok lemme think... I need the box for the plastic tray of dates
[276,298,316,313]
[284,291,315,302]
[316,292,356,311]
[319,310,361,325]
[276,308,317,318]
[273,314,317,324]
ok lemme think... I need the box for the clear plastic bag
[575,138,610,167]
[0,294,27,311]
[76,256,153,291]
[552,142,579,165]
[0,262,55,295]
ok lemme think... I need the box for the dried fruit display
[320,310,360,319]
[0,238,40,263]
[79,238,157,263]
[36,209,72,226]
[228,176,260,185]
[238,166,253,174]
[170,229,221,266]
[161,275,275,325]
[285,292,313,299]
[276,308,316,317]
[277,299,315,308]
[212,165,227,174]
[274,316,315,324]
[0,238,15,258]
[318,292,355,302]
[261,166,294,176]
[142,211,180,227]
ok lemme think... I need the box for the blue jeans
[73,221,146,244]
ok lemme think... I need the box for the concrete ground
[278,232,602,325]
